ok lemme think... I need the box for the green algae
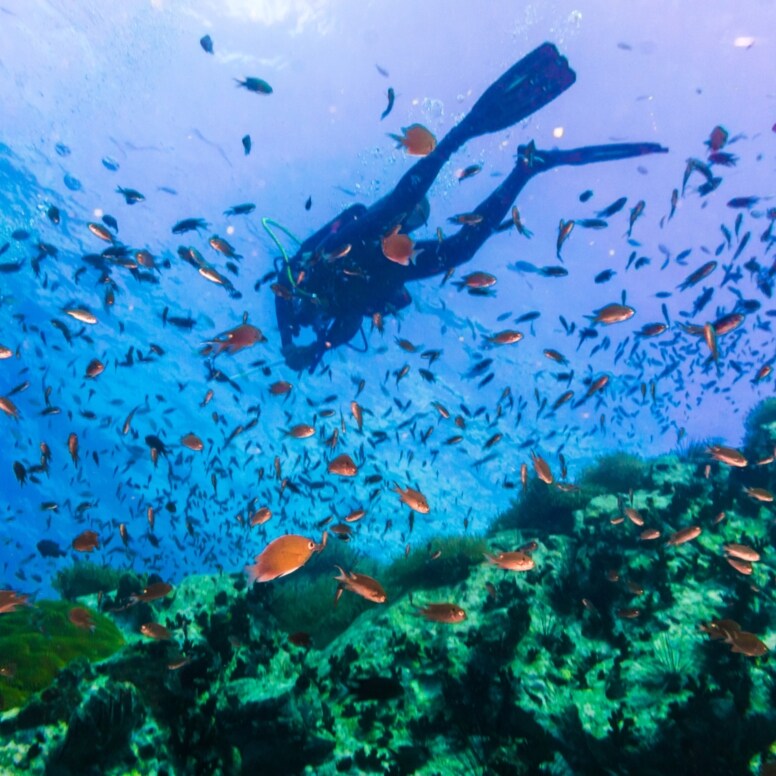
[492,476,588,534]
[382,534,488,595]
[0,600,124,710]
[579,452,648,493]
[743,398,776,471]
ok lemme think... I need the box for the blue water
[0,1,773,615]
[2,4,776,774]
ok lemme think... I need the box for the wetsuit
[273,43,667,372]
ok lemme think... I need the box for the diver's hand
[283,343,321,372]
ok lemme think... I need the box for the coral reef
[0,449,774,774]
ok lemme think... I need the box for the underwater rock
[218,683,334,774]
[49,680,144,774]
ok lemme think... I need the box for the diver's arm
[402,141,668,282]
[275,287,297,351]
[284,314,364,373]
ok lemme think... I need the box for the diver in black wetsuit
[273,43,667,372]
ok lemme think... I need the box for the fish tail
[244,563,260,585]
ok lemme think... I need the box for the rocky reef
[1,412,775,774]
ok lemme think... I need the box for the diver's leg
[321,44,576,256]
[537,142,667,169]
[404,141,668,281]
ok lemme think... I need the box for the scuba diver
[272,43,667,372]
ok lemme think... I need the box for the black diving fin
[454,43,576,141]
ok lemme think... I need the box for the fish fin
[453,43,575,142]
[244,562,260,585]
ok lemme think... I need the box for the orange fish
[85,359,105,379]
[483,551,534,571]
[723,543,760,562]
[140,622,173,640]
[389,123,437,156]
[381,226,415,266]
[703,321,718,361]
[639,528,661,541]
[350,401,363,431]
[727,631,768,657]
[585,374,610,398]
[413,601,466,624]
[72,530,100,552]
[328,453,358,477]
[624,507,644,526]
[394,485,429,513]
[329,523,353,541]
[707,445,747,467]
[67,432,79,465]
[181,433,204,451]
[666,526,702,546]
[700,618,741,641]
[454,271,497,289]
[543,349,568,365]
[448,212,483,226]
[68,607,95,631]
[65,307,98,325]
[725,556,753,575]
[0,589,30,614]
[531,451,553,484]
[344,508,366,523]
[0,395,20,420]
[589,303,635,325]
[245,532,327,583]
[132,582,173,602]
[486,330,523,345]
[334,566,387,603]
[270,380,293,396]
[745,486,773,502]
[88,222,113,242]
[287,424,315,439]
[250,506,272,526]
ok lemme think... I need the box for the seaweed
[381,534,488,596]
[579,452,648,493]
[491,478,587,535]
[743,397,776,460]
[52,561,125,600]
